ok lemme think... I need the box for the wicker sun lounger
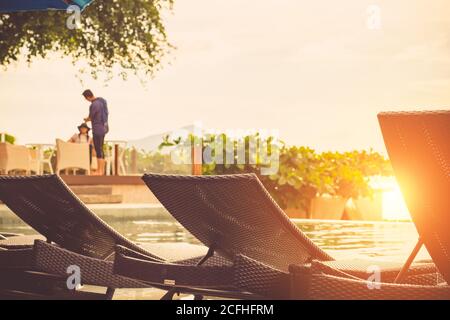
[291,110,450,299]
[113,172,442,299]
[0,175,228,299]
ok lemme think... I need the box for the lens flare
[382,179,411,221]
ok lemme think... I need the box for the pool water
[2,217,431,263]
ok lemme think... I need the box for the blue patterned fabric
[0,0,93,12]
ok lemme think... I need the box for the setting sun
[382,178,411,221]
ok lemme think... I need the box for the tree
[0,0,173,81]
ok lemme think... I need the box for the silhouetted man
[82,89,109,175]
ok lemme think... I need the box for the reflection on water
[2,217,430,263]
[296,220,429,262]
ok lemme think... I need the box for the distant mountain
[128,124,202,152]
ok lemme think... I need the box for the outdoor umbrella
[0,0,93,12]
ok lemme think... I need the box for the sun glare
[381,179,411,221]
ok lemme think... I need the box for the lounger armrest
[113,249,234,288]
[114,248,291,299]
[290,261,450,299]
[33,240,148,289]
[307,259,441,284]
[308,273,450,300]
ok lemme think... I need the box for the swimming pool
[2,215,430,263]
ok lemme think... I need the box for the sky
[1,0,450,152]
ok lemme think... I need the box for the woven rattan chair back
[0,175,147,259]
[378,110,450,284]
[142,173,332,272]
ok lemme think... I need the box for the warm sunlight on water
[3,216,429,263]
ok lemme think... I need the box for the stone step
[77,194,123,204]
[69,185,113,195]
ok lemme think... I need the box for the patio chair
[28,148,40,175]
[0,142,30,175]
[26,144,55,175]
[113,173,442,299]
[55,139,90,175]
[0,175,228,299]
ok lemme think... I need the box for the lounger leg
[161,289,177,300]
[105,287,115,300]
[197,246,215,266]
[394,238,423,283]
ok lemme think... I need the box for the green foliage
[200,133,280,175]
[319,150,392,199]
[130,134,393,213]
[124,148,190,175]
[0,0,173,81]
[1,132,16,144]
[158,134,182,150]
[263,146,324,212]
[157,134,393,212]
